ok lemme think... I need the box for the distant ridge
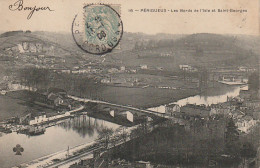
[0,30,33,38]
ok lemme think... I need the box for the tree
[240,142,257,167]
[248,72,259,91]
[225,118,240,157]
[98,128,114,149]
[120,127,128,143]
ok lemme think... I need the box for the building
[210,104,231,116]
[165,104,180,116]
[179,65,197,72]
[120,66,126,71]
[179,65,190,71]
[101,78,110,84]
[243,100,260,109]
[19,113,32,124]
[29,115,48,125]
[230,110,244,119]
[135,161,153,168]
[235,116,257,133]
[48,93,64,106]
[239,90,252,100]
[140,65,148,69]
[238,66,256,72]
[108,68,119,73]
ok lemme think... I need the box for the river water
[0,85,247,168]
[148,85,248,113]
[0,116,119,168]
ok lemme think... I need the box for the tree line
[17,67,103,98]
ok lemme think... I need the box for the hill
[0,31,87,68]
[0,31,258,72]
[105,33,259,70]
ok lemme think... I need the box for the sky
[0,0,259,35]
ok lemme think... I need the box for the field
[71,86,199,109]
[0,95,28,121]
[0,91,56,121]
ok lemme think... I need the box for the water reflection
[148,85,247,113]
[57,115,119,138]
[0,115,119,168]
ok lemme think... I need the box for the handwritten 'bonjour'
[9,0,54,20]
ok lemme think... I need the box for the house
[238,66,256,72]
[230,110,245,119]
[243,100,260,109]
[130,69,137,73]
[165,104,180,116]
[29,43,37,52]
[235,116,257,133]
[120,66,126,71]
[53,96,64,106]
[210,104,231,116]
[135,161,153,168]
[108,68,119,73]
[239,90,252,100]
[238,66,248,72]
[179,65,190,71]
[19,113,32,124]
[29,115,48,125]
[140,65,148,69]
[101,78,110,84]
[47,88,68,107]
[179,64,198,72]
[78,69,90,74]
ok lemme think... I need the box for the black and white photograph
[0,0,260,167]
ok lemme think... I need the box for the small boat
[28,125,46,136]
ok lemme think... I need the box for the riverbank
[16,122,135,168]
[0,115,120,168]
[17,141,97,168]
[0,90,82,122]
[68,81,237,109]
[69,86,200,109]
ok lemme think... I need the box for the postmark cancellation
[72,4,123,55]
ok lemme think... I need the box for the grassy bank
[70,86,199,109]
[0,91,57,121]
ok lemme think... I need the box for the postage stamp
[72,4,123,55]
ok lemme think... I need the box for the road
[45,129,139,168]
[46,146,100,168]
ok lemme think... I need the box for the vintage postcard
[0,0,260,167]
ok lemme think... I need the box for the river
[0,85,247,168]
[0,115,119,168]
[148,85,248,113]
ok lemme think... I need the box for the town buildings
[165,104,180,116]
